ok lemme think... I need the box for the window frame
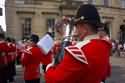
[121,0,125,8]
[22,17,32,39]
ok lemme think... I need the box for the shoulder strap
[23,46,32,55]
[65,40,90,64]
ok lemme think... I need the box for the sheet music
[37,34,54,54]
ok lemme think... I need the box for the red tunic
[6,43,16,63]
[0,40,10,66]
[21,44,52,80]
[45,35,111,83]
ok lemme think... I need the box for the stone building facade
[5,0,125,41]
[5,0,17,38]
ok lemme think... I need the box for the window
[121,0,125,8]
[88,0,93,4]
[103,0,109,6]
[73,0,90,4]
[0,8,2,16]
[22,18,32,38]
[103,22,111,36]
[94,0,109,6]
[46,18,55,38]
[24,0,42,5]
[24,0,34,4]
[92,0,96,5]
[119,25,125,43]
[15,0,24,4]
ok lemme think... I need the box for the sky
[0,0,6,31]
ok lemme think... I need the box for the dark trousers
[42,65,47,72]
[102,80,105,83]
[0,66,8,83]
[25,78,40,83]
[8,61,16,82]
[0,80,8,83]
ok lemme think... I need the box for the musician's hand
[46,58,55,71]
[71,40,77,46]
[53,40,61,55]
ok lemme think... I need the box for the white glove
[100,82,104,83]
[46,58,55,71]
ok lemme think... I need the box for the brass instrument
[54,16,74,64]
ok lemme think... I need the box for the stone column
[5,0,17,39]
[112,15,122,40]
[32,9,47,37]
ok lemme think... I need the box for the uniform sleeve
[45,51,88,83]
[32,47,52,65]
[42,51,52,64]
[20,49,32,66]
[0,42,10,52]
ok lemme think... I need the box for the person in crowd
[0,32,10,83]
[42,32,54,72]
[111,39,116,54]
[16,38,29,65]
[6,37,16,83]
[117,42,123,56]
[45,4,112,83]
[20,34,52,83]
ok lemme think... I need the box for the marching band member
[6,37,16,82]
[20,34,52,83]
[45,4,111,83]
[0,33,10,83]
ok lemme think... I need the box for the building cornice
[40,0,61,2]
[96,5,125,10]
[16,11,35,14]
[42,11,59,15]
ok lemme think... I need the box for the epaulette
[7,42,11,46]
[0,40,5,44]
[8,52,16,55]
[10,43,16,47]
[65,40,90,64]
[23,46,32,55]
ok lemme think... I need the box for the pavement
[15,65,45,83]
[106,55,125,83]
[15,65,24,83]
[14,55,125,83]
